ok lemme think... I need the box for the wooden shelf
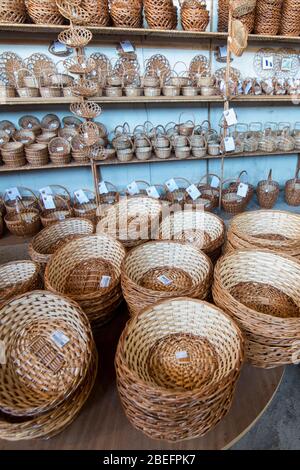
[0,150,298,173]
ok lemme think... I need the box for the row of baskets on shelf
[232,77,300,97]
[1,205,300,441]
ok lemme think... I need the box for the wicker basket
[19,115,41,135]
[40,195,73,228]
[221,177,248,215]
[280,0,300,36]
[224,210,300,259]
[36,131,57,144]
[48,137,71,165]
[78,121,99,147]
[0,260,40,304]
[0,290,94,417]
[198,173,220,208]
[110,0,143,28]
[257,169,280,209]
[4,186,38,213]
[159,210,225,262]
[254,0,283,35]
[144,0,177,30]
[58,26,93,48]
[5,208,41,237]
[13,129,36,146]
[0,130,10,147]
[56,0,91,24]
[121,240,213,317]
[25,0,64,24]
[97,196,162,248]
[181,0,210,31]
[229,19,248,57]
[165,177,190,206]
[45,234,126,326]
[73,189,97,226]
[0,0,27,24]
[115,297,243,441]
[84,0,110,26]
[213,249,300,368]
[29,218,94,272]
[285,167,300,206]
[1,142,26,167]
[25,143,49,166]
[99,181,119,207]
[218,0,229,31]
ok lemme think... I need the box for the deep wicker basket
[0,260,40,305]
[256,169,280,209]
[5,209,41,237]
[285,167,300,206]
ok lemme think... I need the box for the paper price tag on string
[158,275,172,286]
[165,178,178,192]
[175,351,189,360]
[186,184,201,201]
[237,182,249,198]
[42,194,56,210]
[120,40,135,53]
[262,56,274,70]
[51,330,70,348]
[6,187,21,201]
[127,181,139,195]
[223,108,238,127]
[99,181,108,194]
[100,275,111,288]
[75,189,89,204]
[39,186,53,196]
[57,147,64,152]
[146,186,160,199]
[219,45,227,58]
[224,136,236,152]
[210,176,220,188]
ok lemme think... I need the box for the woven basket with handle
[256,169,279,209]
[285,166,300,206]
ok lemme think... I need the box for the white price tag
[100,275,111,288]
[50,122,57,129]
[6,187,21,201]
[127,181,140,195]
[175,351,189,360]
[39,186,53,195]
[210,176,220,188]
[58,213,65,220]
[56,146,64,152]
[158,275,172,286]
[262,56,274,70]
[99,181,109,194]
[120,40,135,53]
[237,182,249,198]
[81,63,87,69]
[51,330,70,348]
[165,178,178,192]
[75,189,89,204]
[146,186,160,199]
[27,123,33,129]
[219,45,227,58]
[224,136,236,152]
[42,194,56,210]
[223,108,238,127]
[186,184,201,201]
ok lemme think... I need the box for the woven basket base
[230,282,299,319]
[65,258,117,296]
[147,333,218,391]
[173,229,212,251]
[140,267,193,292]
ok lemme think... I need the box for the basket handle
[14,67,36,88]
[74,188,95,204]
[199,173,220,185]
[178,112,195,125]
[200,120,211,132]
[49,184,71,201]
[133,124,145,136]
[172,177,191,188]
[249,122,263,132]
[278,122,291,132]
[173,61,188,73]
[267,169,273,181]
[101,181,118,193]
[295,166,300,180]
[237,170,248,183]
[4,186,38,203]
[39,193,70,212]
[264,121,278,131]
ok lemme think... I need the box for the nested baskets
[48,137,71,165]
[257,169,279,209]
[280,0,300,36]
[0,260,40,305]
[25,143,49,166]
[115,297,244,441]
[110,0,143,28]
[213,249,300,368]
[159,210,225,263]
[1,142,26,167]
[5,208,41,237]
[97,197,162,248]
[254,0,283,35]
[45,234,126,326]
[29,218,94,272]
[25,0,64,24]
[285,167,300,206]
[180,0,210,31]
[0,290,94,418]
[121,241,213,316]
[224,210,300,259]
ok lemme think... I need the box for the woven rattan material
[58,27,93,48]
[25,0,64,24]
[0,290,94,416]
[0,260,40,304]
[115,297,243,441]
[257,171,279,209]
[280,0,300,36]
[45,234,126,325]
[254,0,283,35]
[121,241,213,316]
[213,250,300,368]
[5,209,40,237]
[285,168,300,206]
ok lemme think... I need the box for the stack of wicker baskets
[218,0,256,33]
[25,0,65,24]
[280,0,300,36]
[110,0,143,28]
[224,210,300,259]
[254,0,283,35]
[180,0,210,31]
[45,234,126,327]
[213,249,300,368]
[0,0,27,23]
[121,240,213,316]
[1,142,26,167]
[0,290,97,441]
[115,297,244,441]
[144,0,177,30]
[87,0,110,26]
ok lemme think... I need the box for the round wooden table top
[0,308,284,451]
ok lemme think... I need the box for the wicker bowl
[45,234,126,327]
[5,209,41,237]
[0,260,41,304]
[213,249,300,368]
[115,297,243,441]
[121,240,213,317]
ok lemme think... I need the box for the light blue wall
[0,4,300,194]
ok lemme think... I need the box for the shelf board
[0,150,298,173]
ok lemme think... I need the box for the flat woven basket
[115,297,244,441]
[0,260,40,305]
[213,249,300,368]
[28,218,94,272]
[224,210,300,259]
[45,234,126,326]
[159,210,225,263]
[0,290,94,417]
[121,240,213,317]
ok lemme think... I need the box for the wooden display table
[0,309,284,451]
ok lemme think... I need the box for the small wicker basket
[285,167,300,206]
[0,260,41,304]
[257,169,280,209]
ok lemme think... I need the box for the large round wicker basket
[115,297,244,441]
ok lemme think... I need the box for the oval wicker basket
[97,196,162,248]
[121,240,213,317]
[0,260,41,305]
[0,290,94,417]
[213,249,300,368]
[224,210,300,259]
[115,297,243,441]
[29,218,94,272]
[256,169,280,209]
[5,208,41,237]
[159,210,225,263]
[45,234,126,326]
